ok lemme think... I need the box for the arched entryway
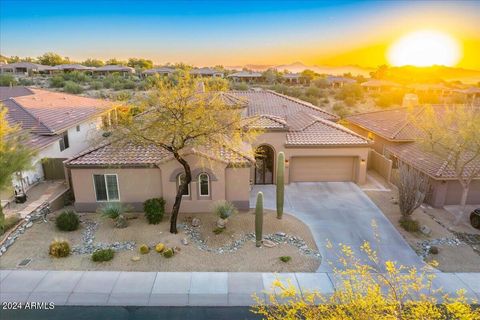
[255,145,275,184]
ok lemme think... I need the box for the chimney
[195,81,206,93]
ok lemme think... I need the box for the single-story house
[45,64,95,73]
[282,73,301,84]
[360,79,402,91]
[65,90,370,213]
[190,67,224,78]
[345,106,480,207]
[0,62,50,75]
[0,87,114,202]
[93,65,135,76]
[326,76,356,88]
[142,67,176,77]
[228,71,263,83]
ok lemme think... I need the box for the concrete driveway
[250,182,426,272]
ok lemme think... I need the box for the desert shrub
[55,210,80,231]
[299,95,318,105]
[254,242,480,319]
[49,75,65,88]
[305,86,320,97]
[113,91,132,101]
[163,248,174,258]
[91,249,114,262]
[312,78,329,89]
[231,82,249,91]
[213,201,238,220]
[332,102,349,118]
[322,98,329,104]
[49,239,70,258]
[0,215,20,235]
[98,202,125,219]
[89,81,103,90]
[205,77,229,91]
[155,243,165,253]
[139,244,150,254]
[399,216,420,232]
[122,80,136,90]
[213,227,224,234]
[336,83,363,101]
[0,74,17,86]
[375,91,404,108]
[143,198,166,224]
[112,82,125,91]
[344,96,356,107]
[64,81,83,94]
[18,78,34,86]
[279,256,291,263]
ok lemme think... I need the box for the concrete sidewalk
[1,270,479,306]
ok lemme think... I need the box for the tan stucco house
[346,106,480,207]
[65,90,370,213]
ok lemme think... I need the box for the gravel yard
[365,188,480,272]
[0,209,321,272]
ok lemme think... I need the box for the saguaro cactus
[276,152,285,219]
[255,191,264,247]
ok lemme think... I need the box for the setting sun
[388,30,461,67]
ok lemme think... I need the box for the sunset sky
[1,0,479,69]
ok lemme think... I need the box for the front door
[255,145,274,184]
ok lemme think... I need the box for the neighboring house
[65,90,370,213]
[282,73,301,84]
[190,67,224,78]
[0,62,50,75]
[228,71,263,83]
[326,76,356,88]
[0,87,114,200]
[45,64,95,73]
[345,106,480,207]
[142,67,176,77]
[360,79,401,91]
[93,65,135,76]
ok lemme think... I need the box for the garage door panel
[290,157,355,182]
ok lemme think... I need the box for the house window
[76,125,81,132]
[59,131,70,151]
[177,173,190,197]
[198,173,210,196]
[93,174,119,201]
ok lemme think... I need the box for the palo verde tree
[113,76,257,233]
[413,104,480,222]
[0,107,34,232]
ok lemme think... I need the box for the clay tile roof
[227,71,262,78]
[231,90,338,122]
[346,107,420,141]
[0,62,50,71]
[386,143,480,180]
[143,67,175,74]
[0,86,34,100]
[94,65,135,73]
[10,88,113,134]
[65,143,171,167]
[242,115,287,130]
[48,64,95,71]
[286,118,369,146]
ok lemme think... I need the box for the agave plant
[98,202,128,228]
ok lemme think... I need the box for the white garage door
[290,157,355,182]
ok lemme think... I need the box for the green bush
[55,210,80,231]
[98,202,125,219]
[139,244,150,254]
[399,217,420,232]
[122,80,136,90]
[280,256,291,263]
[143,198,166,224]
[49,239,70,258]
[64,81,83,94]
[0,214,20,235]
[18,78,34,86]
[213,201,238,220]
[91,249,114,262]
[213,227,224,234]
[0,74,18,86]
[163,248,174,258]
[49,75,65,88]
[89,81,103,90]
[231,82,249,91]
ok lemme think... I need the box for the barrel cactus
[276,152,285,219]
[255,192,264,247]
